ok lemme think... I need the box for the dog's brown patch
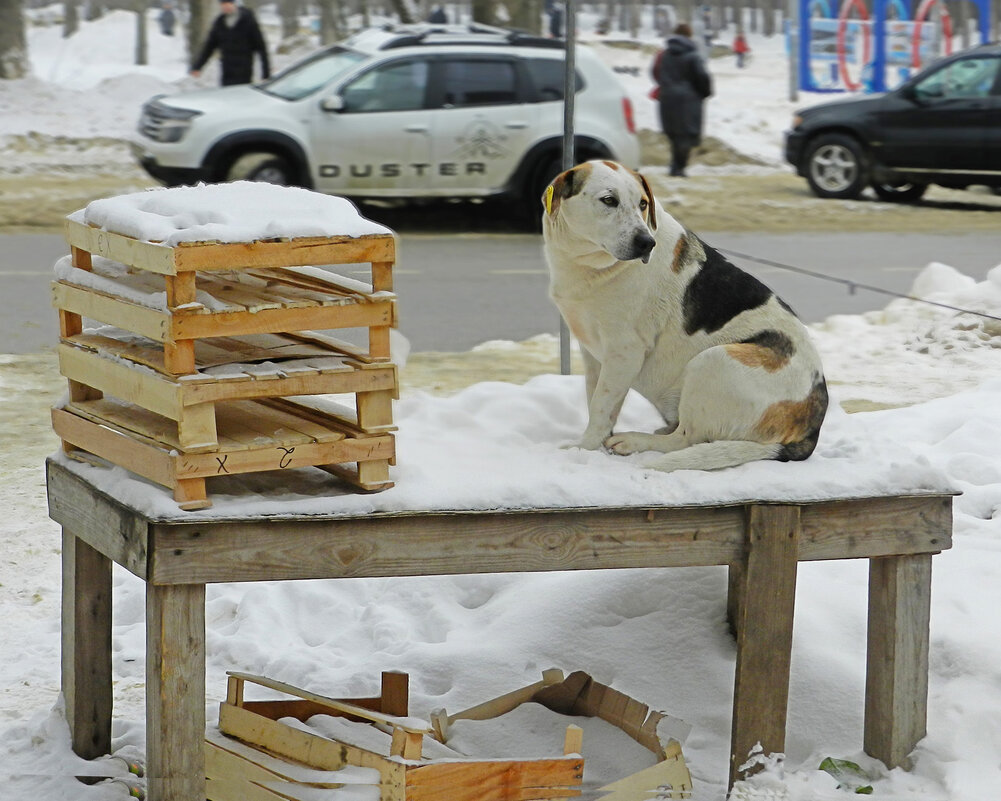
[632,170,657,231]
[671,234,690,273]
[546,163,593,216]
[725,343,788,372]
[753,380,828,445]
[725,330,795,372]
[603,160,621,170]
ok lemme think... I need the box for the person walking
[652,23,713,178]
[158,1,176,36]
[733,31,750,68]
[190,0,271,86]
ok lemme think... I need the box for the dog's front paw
[605,432,656,455]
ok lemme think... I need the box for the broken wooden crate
[207,669,693,801]
[52,218,399,509]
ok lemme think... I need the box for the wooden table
[47,458,953,800]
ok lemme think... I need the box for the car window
[913,56,1001,101]
[438,59,518,107]
[259,47,367,101]
[524,58,583,102]
[340,60,429,112]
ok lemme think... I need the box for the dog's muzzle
[631,231,656,264]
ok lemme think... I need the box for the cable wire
[717,247,1001,324]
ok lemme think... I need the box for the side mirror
[320,95,344,112]
[898,84,917,102]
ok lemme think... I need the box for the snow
[3,8,1001,801]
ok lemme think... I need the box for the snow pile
[75,181,391,244]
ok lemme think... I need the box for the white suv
[134,24,640,211]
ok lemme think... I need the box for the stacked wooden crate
[51,213,399,510]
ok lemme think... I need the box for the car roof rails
[378,22,566,50]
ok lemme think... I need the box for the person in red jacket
[190,0,271,86]
[733,31,750,68]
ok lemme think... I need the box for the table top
[46,457,953,586]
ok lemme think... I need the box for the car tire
[804,134,868,200]
[226,152,294,185]
[871,181,927,203]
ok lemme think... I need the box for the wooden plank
[356,388,396,430]
[563,725,583,755]
[206,729,361,788]
[172,234,396,272]
[170,300,395,341]
[217,702,407,791]
[61,530,112,759]
[177,401,218,452]
[146,582,206,801]
[729,505,800,788]
[381,672,409,717]
[60,308,83,338]
[64,218,177,275]
[596,755,693,800]
[227,672,430,734]
[798,496,952,560]
[406,759,583,801]
[46,460,150,578]
[448,670,565,726]
[864,554,932,769]
[53,281,170,341]
[166,272,196,308]
[58,342,183,420]
[71,245,93,271]
[52,407,177,489]
[147,505,749,585]
[371,260,393,292]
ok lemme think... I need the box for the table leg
[146,583,206,801]
[864,554,932,769]
[61,528,112,759]
[729,505,801,788]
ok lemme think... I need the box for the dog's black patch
[739,329,795,360]
[681,239,774,335]
[776,375,829,462]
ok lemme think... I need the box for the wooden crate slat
[64,218,177,275]
[171,300,395,340]
[248,268,374,301]
[53,281,169,342]
[172,234,396,272]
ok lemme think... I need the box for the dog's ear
[636,171,658,231]
[544,163,590,216]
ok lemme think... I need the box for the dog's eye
[601,196,618,207]
[639,199,648,211]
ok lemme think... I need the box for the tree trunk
[85,2,105,21]
[389,0,418,23]
[763,0,775,36]
[64,0,80,37]
[187,0,216,66]
[134,4,148,65]
[318,0,343,44]
[506,0,542,32]
[471,0,500,25]
[0,0,29,79]
[280,0,299,39]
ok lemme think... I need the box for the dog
[541,160,828,472]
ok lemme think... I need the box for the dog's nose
[633,231,656,264]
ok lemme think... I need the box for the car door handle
[405,125,429,133]
[505,122,530,129]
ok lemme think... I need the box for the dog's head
[542,160,658,264]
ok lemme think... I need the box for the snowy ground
[3,7,1001,801]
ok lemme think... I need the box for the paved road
[4,231,1001,354]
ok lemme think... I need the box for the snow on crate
[71,181,391,245]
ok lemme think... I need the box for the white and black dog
[542,160,828,472]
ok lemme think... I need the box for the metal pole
[788,0,799,102]
[559,0,576,376]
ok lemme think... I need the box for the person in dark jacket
[190,0,270,86]
[652,23,712,177]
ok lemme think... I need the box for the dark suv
[785,43,1001,201]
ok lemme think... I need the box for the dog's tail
[644,441,784,473]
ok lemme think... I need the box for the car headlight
[138,99,202,143]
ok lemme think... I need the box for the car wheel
[871,181,927,203]
[227,153,293,185]
[804,134,868,200]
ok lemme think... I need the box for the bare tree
[64,0,80,37]
[187,0,217,65]
[0,0,29,79]
[279,0,299,39]
[134,0,148,64]
[388,0,419,23]
[317,0,344,44]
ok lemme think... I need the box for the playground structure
[797,0,991,93]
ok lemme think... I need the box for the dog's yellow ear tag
[544,184,554,215]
